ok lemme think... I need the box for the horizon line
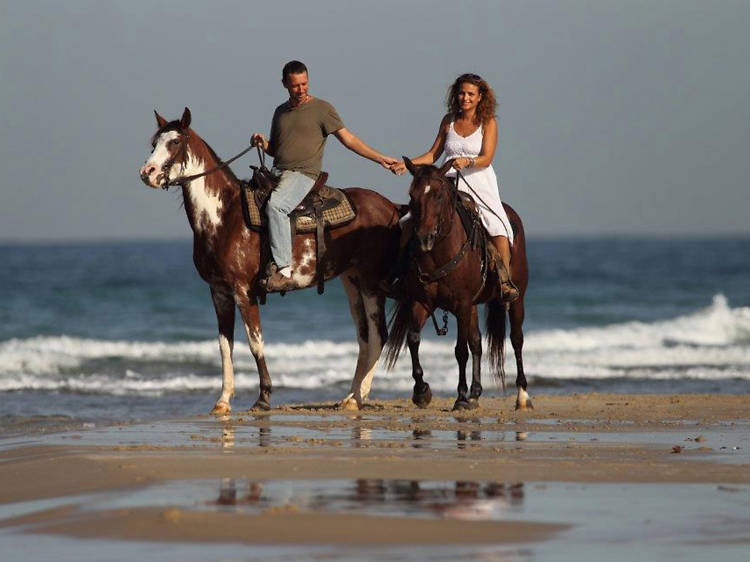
[1,232,749,247]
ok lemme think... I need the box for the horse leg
[452,308,472,411]
[409,303,431,408]
[468,305,483,408]
[210,287,235,415]
[339,271,383,410]
[510,298,533,410]
[356,287,388,405]
[235,293,273,411]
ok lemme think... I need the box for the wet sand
[0,393,748,552]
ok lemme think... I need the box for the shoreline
[1,393,748,548]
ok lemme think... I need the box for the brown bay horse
[139,108,400,413]
[384,158,531,411]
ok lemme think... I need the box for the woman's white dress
[442,121,513,243]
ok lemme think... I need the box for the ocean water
[0,237,748,429]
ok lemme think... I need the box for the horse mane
[191,132,241,184]
[152,119,241,185]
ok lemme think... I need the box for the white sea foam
[0,294,748,394]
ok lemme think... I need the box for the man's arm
[333,128,397,169]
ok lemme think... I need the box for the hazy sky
[1,0,748,241]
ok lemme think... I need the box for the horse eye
[171,138,181,145]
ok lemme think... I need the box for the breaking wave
[1,295,748,395]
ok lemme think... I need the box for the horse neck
[432,185,461,249]
[433,208,463,255]
[179,136,240,238]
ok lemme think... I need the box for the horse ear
[439,158,455,176]
[154,110,167,128]
[180,107,192,129]
[403,156,417,176]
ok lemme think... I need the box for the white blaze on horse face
[424,185,431,195]
[143,131,179,185]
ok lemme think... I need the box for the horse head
[404,156,456,252]
[140,107,194,189]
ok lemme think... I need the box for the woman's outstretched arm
[391,115,450,175]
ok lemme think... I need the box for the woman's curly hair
[446,73,497,126]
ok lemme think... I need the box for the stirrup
[501,281,519,303]
[264,270,298,292]
[265,261,279,277]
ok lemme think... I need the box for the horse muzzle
[417,231,436,252]
[139,164,166,189]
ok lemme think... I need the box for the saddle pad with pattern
[241,184,357,233]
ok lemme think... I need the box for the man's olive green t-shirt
[270,97,344,179]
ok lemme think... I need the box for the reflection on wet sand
[216,477,236,505]
[209,478,525,520]
[221,423,234,449]
[352,426,372,447]
[212,413,716,453]
[214,478,263,506]
[412,428,432,449]
[457,418,483,449]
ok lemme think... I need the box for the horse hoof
[515,399,534,411]
[211,401,231,416]
[339,397,361,411]
[515,389,534,411]
[412,384,432,408]
[251,400,271,411]
[468,398,480,410]
[412,396,430,409]
[452,399,472,411]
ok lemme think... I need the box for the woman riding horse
[386,73,531,411]
[391,73,518,302]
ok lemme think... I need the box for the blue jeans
[266,169,315,269]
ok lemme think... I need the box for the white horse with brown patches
[139,108,400,413]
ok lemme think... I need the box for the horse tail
[485,299,507,392]
[384,299,411,370]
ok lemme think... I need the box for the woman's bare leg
[491,235,518,303]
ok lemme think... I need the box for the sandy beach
[0,392,748,557]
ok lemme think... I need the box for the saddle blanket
[241,184,356,234]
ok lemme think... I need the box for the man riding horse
[251,60,398,291]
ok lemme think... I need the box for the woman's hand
[452,157,474,170]
[390,161,407,175]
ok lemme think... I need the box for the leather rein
[161,129,256,189]
[415,176,476,285]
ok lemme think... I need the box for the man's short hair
[282,60,308,82]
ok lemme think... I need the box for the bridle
[158,128,255,190]
[413,173,473,285]
[417,173,487,287]
[412,174,459,249]
[157,129,190,189]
